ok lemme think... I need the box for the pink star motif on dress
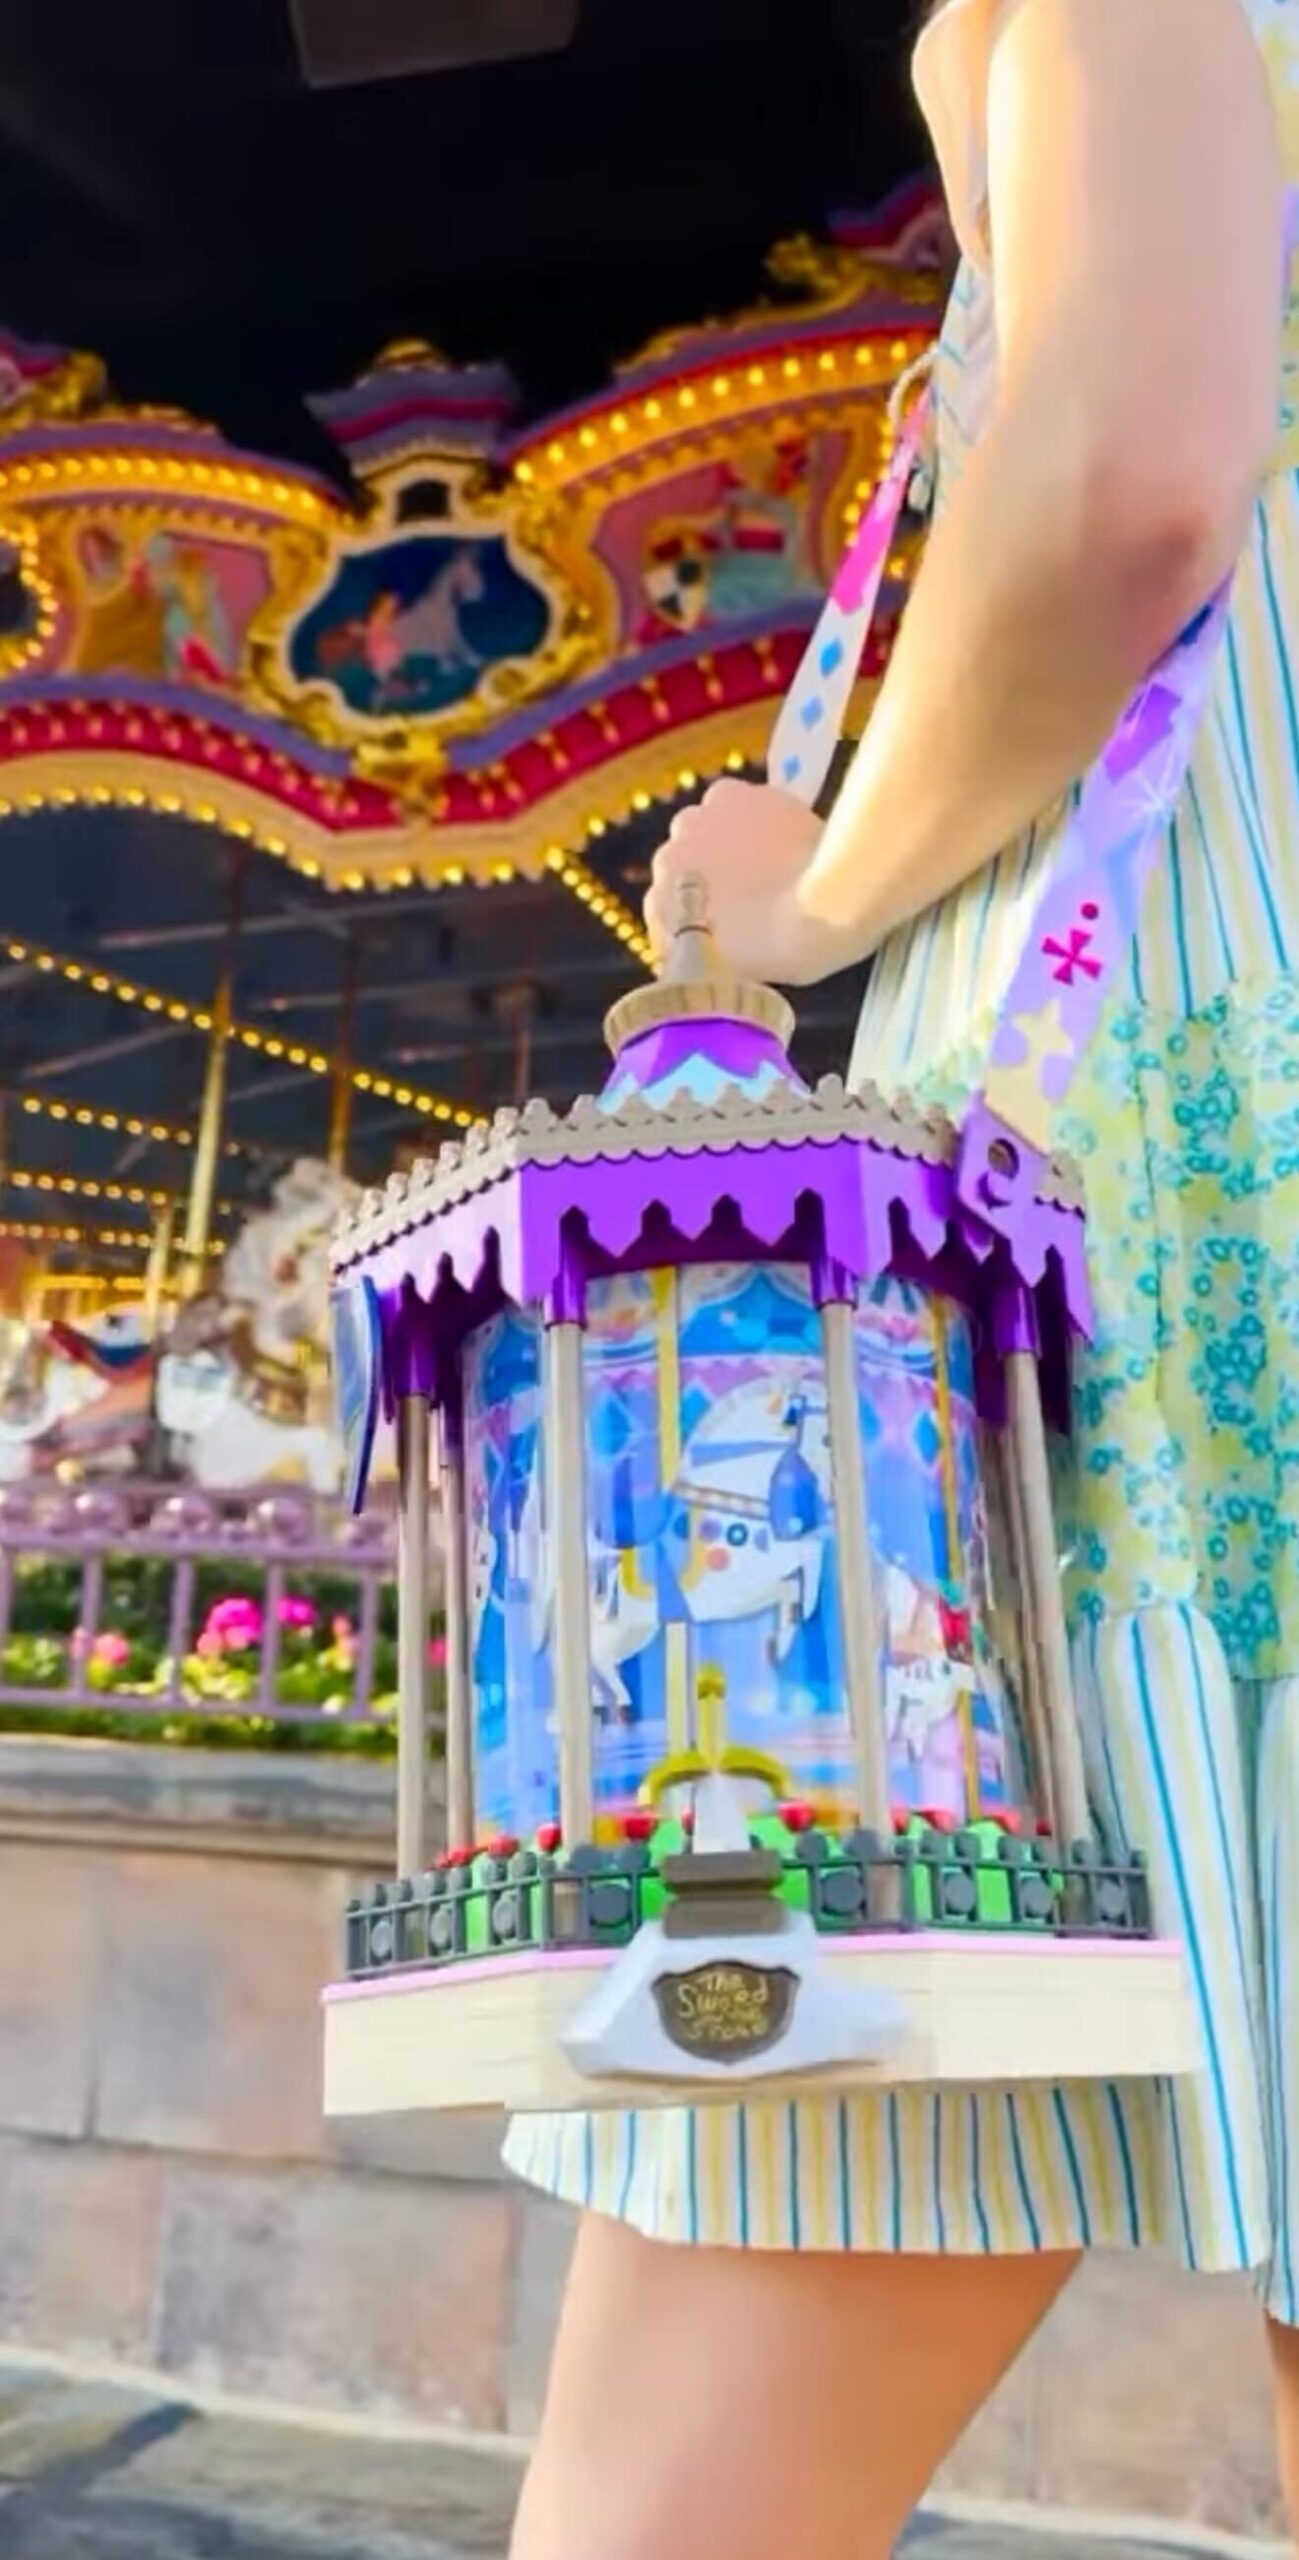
[1042,904,1103,986]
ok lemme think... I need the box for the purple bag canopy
[329,890,1090,1430]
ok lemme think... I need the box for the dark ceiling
[0,0,927,477]
[0,0,920,1262]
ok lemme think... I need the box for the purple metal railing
[0,1480,407,1726]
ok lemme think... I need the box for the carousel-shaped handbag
[320,386,1209,2120]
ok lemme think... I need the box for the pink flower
[218,1599,258,1625]
[203,1595,263,1653]
[331,1614,355,1644]
[209,1595,262,1632]
[92,1630,131,1668]
[217,1627,258,1655]
[69,1626,89,1661]
[195,1629,224,1658]
[428,1634,447,1671]
[277,1595,316,1632]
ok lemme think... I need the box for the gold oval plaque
[652,1961,798,2064]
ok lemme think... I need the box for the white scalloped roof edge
[331,1074,1084,1277]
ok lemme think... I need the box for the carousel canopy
[0,1,942,1293]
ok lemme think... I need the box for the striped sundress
[505,0,1299,2323]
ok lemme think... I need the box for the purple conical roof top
[600,875,807,1113]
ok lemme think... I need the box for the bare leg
[1265,2317,1299,2537]
[512,2214,1078,2560]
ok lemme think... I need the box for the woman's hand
[644,778,850,986]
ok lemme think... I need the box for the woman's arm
[792,0,1283,964]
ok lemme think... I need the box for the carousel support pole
[513,995,535,1108]
[21,1253,47,1326]
[543,1253,594,1848]
[816,1261,892,1839]
[396,1391,432,1877]
[436,1398,474,1852]
[143,1198,176,1333]
[498,983,537,1110]
[0,1232,24,1321]
[180,846,247,1299]
[1003,1329,1090,1845]
[327,929,360,1177]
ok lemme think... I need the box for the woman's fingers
[645,783,743,960]
[646,841,698,962]
[667,801,703,842]
[642,878,667,963]
[644,854,680,965]
[644,875,692,962]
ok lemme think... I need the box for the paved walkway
[0,2360,1274,2560]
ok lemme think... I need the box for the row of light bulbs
[0,936,477,1128]
[515,336,928,482]
[0,1218,224,1254]
[38,1271,144,1295]
[0,332,927,516]
[0,788,652,948]
[0,449,330,524]
[543,846,651,963]
[8,1168,228,1212]
[18,1092,208,1150]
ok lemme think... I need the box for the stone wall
[0,1736,1282,2537]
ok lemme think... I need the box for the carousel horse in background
[0,1304,156,1481]
[0,1159,360,1493]
[156,1157,358,1492]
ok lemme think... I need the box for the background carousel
[0,64,965,1734]
[0,188,944,1503]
